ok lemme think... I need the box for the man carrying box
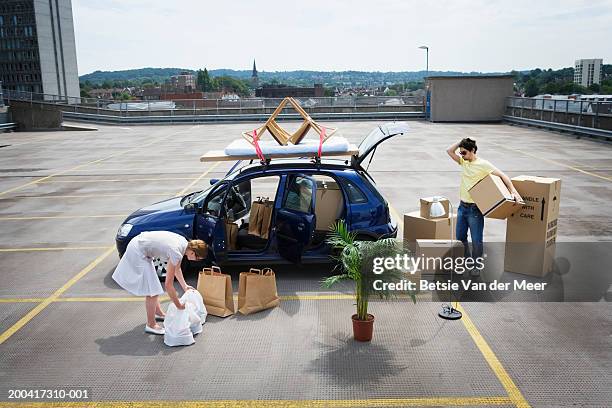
[446,138,522,276]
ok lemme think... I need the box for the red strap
[252,129,266,162]
[318,127,326,158]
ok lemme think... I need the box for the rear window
[339,178,368,204]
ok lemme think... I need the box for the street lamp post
[419,45,430,120]
[418,45,429,77]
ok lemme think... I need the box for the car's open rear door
[351,122,410,168]
[275,174,317,263]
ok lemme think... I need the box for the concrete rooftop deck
[0,121,610,407]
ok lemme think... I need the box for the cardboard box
[419,197,450,219]
[403,211,457,244]
[469,174,522,219]
[415,239,464,274]
[315,180,343,231]
[504,176,561,277]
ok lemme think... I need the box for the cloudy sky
[72,0,612,75]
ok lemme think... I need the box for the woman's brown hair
[187,240,208,259]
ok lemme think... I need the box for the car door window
[283,175,314,213]
[203,184,227,217]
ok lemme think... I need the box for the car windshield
[186,179,224,206]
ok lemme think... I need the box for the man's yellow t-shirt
[458,157,497,203]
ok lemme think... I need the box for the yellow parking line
[67,167,204,172]
[0,160,221,343]
[0,246,111,252]
[456,303,531,408]
[56,296,170,302]
[10,193,174,199]
[388,199,526,407]
[0,298,45,303]
[0,246,115,345]
[0,396,513,407]
[37,177,199,183]
[175,162,221,197]
[0,214,126,221]
[0,131,185,198]
[488,141,612,182]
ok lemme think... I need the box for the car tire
[152,257,168,280]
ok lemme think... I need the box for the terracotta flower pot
[352,313,375,342]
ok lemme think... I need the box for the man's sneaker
[469,268,481,277]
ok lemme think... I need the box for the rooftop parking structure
[0,121,611,407]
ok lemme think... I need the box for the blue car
[116,123,407,272]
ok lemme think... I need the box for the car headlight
[117,223,133,238]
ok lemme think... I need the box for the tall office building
[574,59,603,88]
[0,0,79,99]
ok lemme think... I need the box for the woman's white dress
[112,231,188,296]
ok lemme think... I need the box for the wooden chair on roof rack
[241,97,338,146]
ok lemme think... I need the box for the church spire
[251,59,258,86]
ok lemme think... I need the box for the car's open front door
[275,174,317,263]
[351,122,410,168]
[195,182,228,263]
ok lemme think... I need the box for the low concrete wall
[9,100,63,130]
[428,76,514,122]
[505,106,612,131]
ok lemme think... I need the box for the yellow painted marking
[37,177,199,183]
[456,303,531,408]
[0,298,45,303]
[0,246,115,345]
[56,296,170,303]
[0,396,513,407]
[67,166,205,172]
[0,293,433,303]
[488,141,612,182]
[0,214,126,221]
[9,193,174,199]
[0,130,185,198]
[175,161,222,197]
[0,246,111,252]
[0,159,222,343]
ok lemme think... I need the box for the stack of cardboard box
[504,176,561,277]
[415,239,464,274]
[468,174,522,219]
[467,173,561,277]
[403,197,456,246]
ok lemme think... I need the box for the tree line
[513,65,612,97]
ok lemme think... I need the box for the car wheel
[152,257,168,280]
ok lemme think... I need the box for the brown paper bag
[238,268,281,315]
[197,266,234,317]
[248,200,263,236]
[259,200,274,240]
[225,220,238,250]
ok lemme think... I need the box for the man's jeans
[456,201,484,261]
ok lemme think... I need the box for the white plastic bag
[182,289,207,334]
[163,290,207,347]
[164,303,195,347]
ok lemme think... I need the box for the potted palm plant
[322,220,414,342]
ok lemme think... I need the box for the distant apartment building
[167,71,195,92]
[574,59,603,87]
[0,0,79,99]
[255,83,324,98]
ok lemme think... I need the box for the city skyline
[73,0,612,75]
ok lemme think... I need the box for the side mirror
[184,203,196,212]
[210,178,220,185]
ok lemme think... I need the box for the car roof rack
[200,147,358,163]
